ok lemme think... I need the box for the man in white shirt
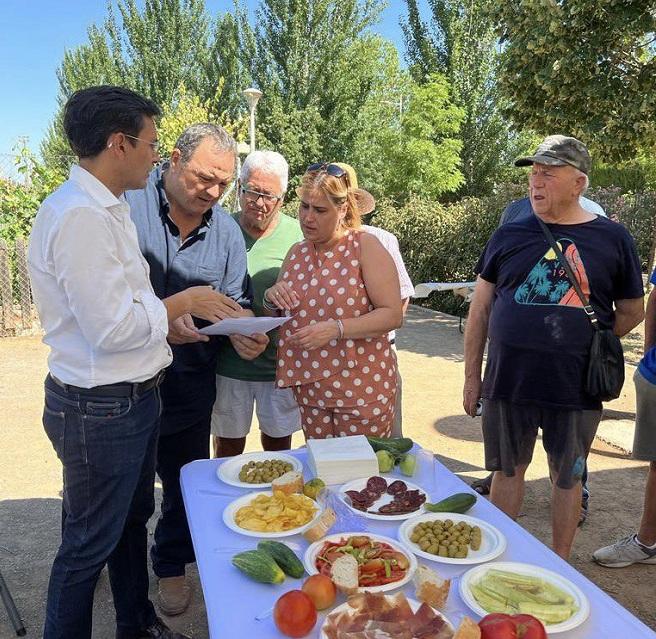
[28,86,236,639]
[334,163,415,435]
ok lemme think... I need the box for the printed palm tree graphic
[514,239,589,307]
[515,261,552,303]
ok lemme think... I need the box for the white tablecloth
[181,448,656,638]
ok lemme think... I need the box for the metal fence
[0,237,39,337]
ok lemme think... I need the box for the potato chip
[234,491,318,532]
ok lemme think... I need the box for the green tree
[236,0,392,179]
[42,0,243,163]
[354,73,464,201]
[402,0,516,196]
[489,0,656,159]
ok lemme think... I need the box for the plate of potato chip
[223,490,324,538]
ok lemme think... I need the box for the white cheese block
[306,435,379,485]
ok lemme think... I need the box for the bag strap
[534,215,600,328]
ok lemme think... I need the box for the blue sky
[0,0,414,156]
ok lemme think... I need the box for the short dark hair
[63,85,161,158]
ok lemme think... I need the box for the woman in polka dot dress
[263,163,403,439]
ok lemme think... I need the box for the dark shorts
[482,399,602,489]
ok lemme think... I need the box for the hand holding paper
[198,315,292,337]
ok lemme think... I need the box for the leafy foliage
[402,0,524,196]
[0,146,66,242]
[488,0,656,160]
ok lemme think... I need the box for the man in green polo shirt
[211,150,302,457]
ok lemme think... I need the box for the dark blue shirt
[126,165,252,432]
[476,214,643,410]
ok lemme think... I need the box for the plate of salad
[459,561,590,633]
[304,532,417,593]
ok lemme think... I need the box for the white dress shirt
[361,225,414,299]
[361,224,414,343]
[28,165,172,387]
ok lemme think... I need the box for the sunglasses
[306,162,350,187]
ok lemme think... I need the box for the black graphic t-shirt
[475,214,643,410]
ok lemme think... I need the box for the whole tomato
[301,574,336,610]
[479,613,547,639]
[273,590,317,638]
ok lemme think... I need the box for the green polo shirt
[216,213,303,381]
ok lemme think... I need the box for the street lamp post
[242,87,263,153]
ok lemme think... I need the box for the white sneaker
[593,534,656,568]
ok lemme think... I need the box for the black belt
[49,370,166,398]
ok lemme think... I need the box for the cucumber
[258,540,305,578]
[232,549,285,584]
[424,492,477,514]
[366,436,414,462]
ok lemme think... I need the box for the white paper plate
[320,596,453,639]
[216,451,302,488]
[222,491,322,538]
[398,512,506,565]
[459,561,590,634]
[338,477,427,521]
[303,532,417,593]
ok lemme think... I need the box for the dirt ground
[0,306,654,637]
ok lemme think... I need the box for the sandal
[471,473,493,495]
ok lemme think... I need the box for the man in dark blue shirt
[127,123,268,615]
[464,135,644,559]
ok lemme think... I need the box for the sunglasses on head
[306,162,350,186]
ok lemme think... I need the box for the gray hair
[240,150,289,193]
[174,123,237,164]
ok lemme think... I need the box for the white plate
[303,532,417,593]
[216,451,302,488]
[320,596,454,639]
[398,512,506,565]
[459,561,590,634]
[222,491,323,538]
[338,477,427,521]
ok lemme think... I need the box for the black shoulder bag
[535,216,625,401]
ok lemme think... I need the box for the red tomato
[479,614,547,639]
[274,590,317,638]
[301,574,336,610]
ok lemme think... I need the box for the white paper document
[198,315,292,336]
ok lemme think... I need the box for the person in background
[472,192,607,523]
[126,124,267,616]
[266,163,403,438]
[212,150,303,458]
[334,163,414,436]
[28,86,230,639]
[593,277,656,568]
[463,135,644,559]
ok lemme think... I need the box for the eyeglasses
[240,186,283,205]
[123,134,161,152]
[306,162,350,187]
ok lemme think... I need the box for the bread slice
[330,554,359,595]
[271,470,303,495]
[414,564,450,610]
[303,507,337,543]
[454,616,481,639]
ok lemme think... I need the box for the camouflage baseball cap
[515,135,591,175]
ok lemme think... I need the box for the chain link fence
[0,237,40,336]
[0,151,74,337]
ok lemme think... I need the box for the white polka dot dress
[276,230,397,438]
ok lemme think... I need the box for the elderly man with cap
[335,163,414,436]
[463,135,644,559]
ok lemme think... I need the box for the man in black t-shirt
[463,135,645,559]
